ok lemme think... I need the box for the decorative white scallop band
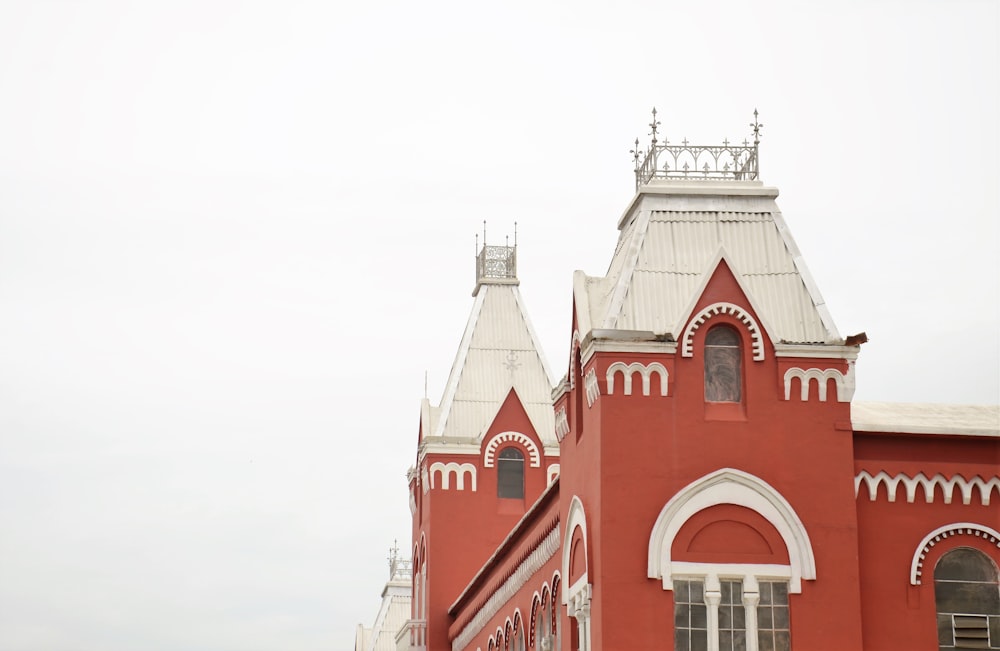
[681,302,765,361]
[909,523,1000,585]
[584,369,600,407]
[855,471,1000,506]
[605,361,669,397]
[452,526,561,651]
[483,432,541,468]
[783,361,855,402]
[554,408,569,443]
[429,462,478,491]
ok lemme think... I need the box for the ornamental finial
[751,108,764,145]
[648,107,661,146]
[630,137,642,171]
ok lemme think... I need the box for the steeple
[421,226,554,446]
[573,109,842,348]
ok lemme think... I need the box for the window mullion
[705,575,722,651]
[742,584,760,651]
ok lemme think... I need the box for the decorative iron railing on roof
[631,108,763,190]
[475,223,517,286]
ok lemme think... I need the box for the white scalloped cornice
[855,471,1000,506]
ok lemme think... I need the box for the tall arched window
[934,547,1000,649]
[497,448,525,499]
[705,325,742,402]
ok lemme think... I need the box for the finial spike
[648,107,661,146]
[513,221,517,248]
[750,108,764,145]
[483,220,487,247]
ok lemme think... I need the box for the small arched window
[705,325,742,402]
[497,447,525,499]
[934,547,1000,649]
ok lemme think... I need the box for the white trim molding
[452,526,560,651]
[647,468,816,593]
[681,302,765,361]
[429,462,478,491]
[584,368,600,407]
[562,496,590,606]
[483,432,541,468]
[909,522,1000,585]
[554,408,569,443]
[421,465,430,495]
[605,361,669,397]
[547,464,560,485]
[783,362,855,402]
[855,471,1000,506]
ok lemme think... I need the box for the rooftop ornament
[475,221,517,285]
[631,108,763,190]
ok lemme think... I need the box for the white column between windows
[704,575,722,651]
[742,575,760,651]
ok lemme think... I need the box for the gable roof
[428,283,556,444]
[576,181,842,346]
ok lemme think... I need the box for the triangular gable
[671,246,780,347]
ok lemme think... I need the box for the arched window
[934,547,1000,649]
[497,448,525,499]
[705,325,742,402]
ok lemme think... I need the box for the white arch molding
[647,468,817,593]
[909,522,1000,585]
[483,431,541,468]
[681,302,765,361]
[562,495,590,606]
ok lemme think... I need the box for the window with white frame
[673,574,791,651]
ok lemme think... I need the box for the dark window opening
[705,325,742,402]
[497,447,525,499]
[934,547,1000,649]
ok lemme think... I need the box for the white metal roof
[852,401,1000,437]
[429,283,556,444]
[578,182,841,345]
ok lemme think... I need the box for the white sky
[1,1,997,650]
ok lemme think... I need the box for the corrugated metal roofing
[590,198,841,344]
[852,402,1000,437]
[431,284,556,444]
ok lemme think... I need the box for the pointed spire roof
[586,112,840,346]
[426,239,556,445]
[576,181,842,346]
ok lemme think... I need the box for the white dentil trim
[783,361,855,402]
[483,431,541,468]
[681,302,765,360]
[908,522,1000,585]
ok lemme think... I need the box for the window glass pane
[705,326,742,402]
[674,580,708,651]
[690,604,707,629]
[497,448,524,499]
[936,548,999,582]
[938,614,955,646]
[758,582,790,651]
[935,582,1000,615]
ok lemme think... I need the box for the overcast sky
[1,1,997,650]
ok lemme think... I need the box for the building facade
[359,114,1000,651]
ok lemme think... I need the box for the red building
[359,115,1000,651]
